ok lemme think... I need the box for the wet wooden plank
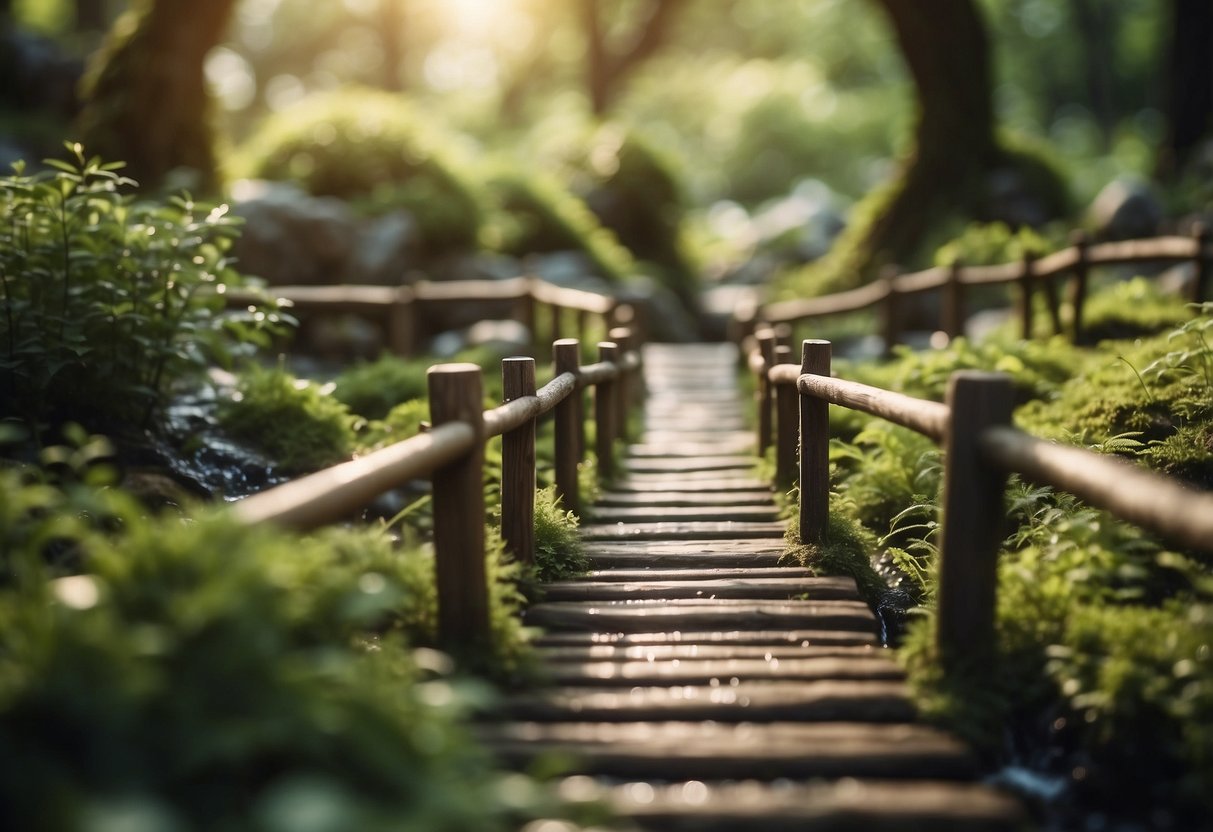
[575,567,840,583]
[623,456,757,474]
[530,629,880,649]
[587,505,779,524]
[595,491,775,508]
[534,643,883,664]
[524,599,877,635]
[581,521,785,541]
[543,655,903,686]
[584,543,785,570]
[627,439,754,457]
[565,779,1027,832]
[541,576,859,602]
[608,476,773,493]
[481,720,974,780]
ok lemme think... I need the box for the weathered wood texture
[493,343,1024,831]
[501,357,537,565]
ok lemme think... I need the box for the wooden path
[488,344,1028,831]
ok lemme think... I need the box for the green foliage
[781,493,886,605]
[483,168,636,284]
[1077,277,1195,344]
[236,90,484,254]
[356,398,429,453]
[933,221,1054,268]
[332,353,430,420]
[575,127,698,307]
[531,486,588,583]
[0,148,284,435]
[0,464,549,830]
[218,364,355,473]
[886,335,1080,404]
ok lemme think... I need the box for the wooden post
[773,322,793,351]
[388,287,416,356]
[596,342,619,480]
[936,371,1015,672]
[1018,253,1035,339]
[1192,222,1210,304]
[549,303,563,344]
[756,328,776,455]
[880,268,901,356]
[428,364,489,648]
[1041,268,1063,336]
[609,326,631,440]
[1069,231,1090,343]
[774,344,798,490]
[520,279,538,351]
[799,340,832,544]
[553,338,582,516]
[577,309,589,344]
[501,357,537,567]
[943,260,965,341]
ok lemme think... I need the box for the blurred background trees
[2,0,1210,305]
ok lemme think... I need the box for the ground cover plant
[797,294,1213,823]
[0,147,284,438]
[0,443,585,831]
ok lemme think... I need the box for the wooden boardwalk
[489,344,1028,831]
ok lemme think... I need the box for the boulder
[348,210,422,285]
[1088,178,1163,241]
[228,180,360,285]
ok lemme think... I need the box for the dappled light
[2,1,1213,830]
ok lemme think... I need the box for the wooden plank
[580,521,785,541]
[574,779,1027,832]
[481,720,972,780]
[584,548,785,570]
[576,567,846,584]
[531,630,880,651]
[595,491,775,508]
[623,456,757,473]
[543,655,904,686]
[500,680,916,723]
[586,506,779,524]
[609,475,772,492]
[541,576,859,602]
[524,599,877,634]
[534,643,883,663]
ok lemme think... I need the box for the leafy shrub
[332,353,430,420]
[0,466,546,830]
[236,90,484,254]
[933,221,1055,268]
[532,485,588,583]
[781,493,886,604]
[0,147,284,435]
[483,169,636,284]
[218,364,355,473]
[575,128,698,308]
[356,398,430,454]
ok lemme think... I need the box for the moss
[1078,277,1195,344]
[483,168,636,284]
[332,354,430,421]
[781,494,886,605]
[531,486,588,583]
[218,364,355,473]
[235,89,484,254]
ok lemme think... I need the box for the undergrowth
[531,485,588,583]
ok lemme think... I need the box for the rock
[617,277,700,343]
[426,252,525,283]
[229,180,360,285]
[1088,178,1163,241]
[349,210,421,285]
[466,319,532,354]
[750,181,847,264]
[526,251,616,294]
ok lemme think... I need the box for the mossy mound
[483,169,636,284]
[235,89,484,255]
[1077,277,1195,344]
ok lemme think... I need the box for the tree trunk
[836,0,996,278]
[378,0,406,92]
[581,0,685,116]
[1157,0,1213,180]
[76,0,237,193]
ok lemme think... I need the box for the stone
[1088,177,1163,241]
[349,210,421,285]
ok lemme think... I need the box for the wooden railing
[232,328,641,647]
[734,227,1210,348]
[225,275,640,356]
[749,329,1213,669]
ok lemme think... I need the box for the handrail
[233,329,641,649]
[751,332,1213,672]
[225,274,640,357]
[739,227,1210,347]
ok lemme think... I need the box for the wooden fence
[224,275,640,357]
[233,328,641,648]
[749,329,1213,669]
[734,227,1211,348]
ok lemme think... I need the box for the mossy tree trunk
[581,0,687,116]
[1157,0,1213,181]
[857,0,996,272]
[76,0,237,193]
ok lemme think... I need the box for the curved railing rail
[735,227,1211,348]
[233,327,641,648]
[748,328,1213,669]
[225,274,641,356]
